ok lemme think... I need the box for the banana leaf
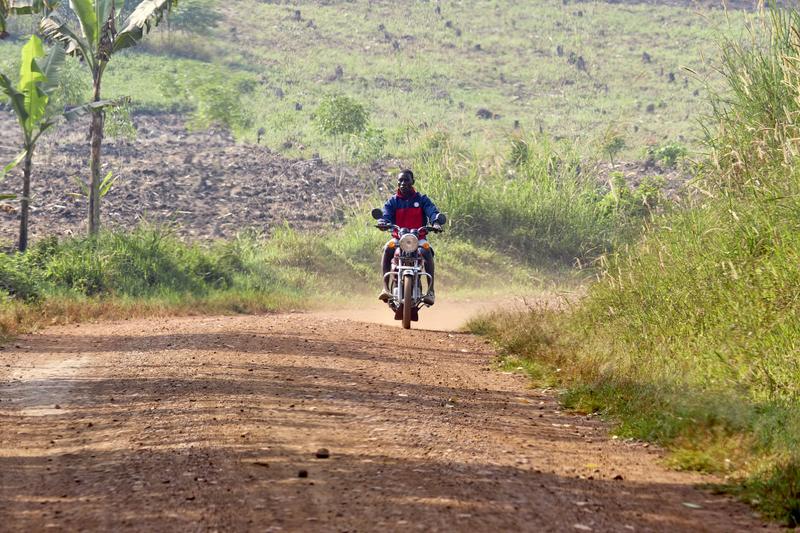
[114,0,177,52]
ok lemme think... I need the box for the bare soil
[0,112,385,246]
[0,308,775,532]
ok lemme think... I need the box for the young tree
[0,34,64,251]
[40,0,177,235]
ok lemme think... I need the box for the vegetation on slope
[0,0,742,161]
[470,7,800,525]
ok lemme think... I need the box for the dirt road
[0,309,772,532]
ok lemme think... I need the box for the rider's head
[397,169,414,196]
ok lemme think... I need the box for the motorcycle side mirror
[371,208,383,220]
[434,213,447,225]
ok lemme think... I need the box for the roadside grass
[0,223,533,338]
[467,7,800,526]
[0,128,633,337]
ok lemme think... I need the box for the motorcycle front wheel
[402,275,413,329]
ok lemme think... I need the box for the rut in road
[0,313,772,532]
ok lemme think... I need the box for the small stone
[613,474,624,480]
[315,448,330,459]
[298,469,309,478]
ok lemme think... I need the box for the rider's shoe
[378,288,391,302]
[423,289,435,305]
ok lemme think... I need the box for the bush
[191,83,251,131]
[314,94,368,137]
[347,126,387,162]
[0,253,41,301]
[104,103,137,142]
[599,172,666,218]
[159,71,252,132]
[648,141,688,168]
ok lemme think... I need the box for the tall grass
[469,6,800,525]
[705,8,800,192]
[410,130,625,263]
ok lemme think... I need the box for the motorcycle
[371,208,446,329]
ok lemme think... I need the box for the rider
[377,169,443,305]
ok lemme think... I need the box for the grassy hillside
[1,0,745,161]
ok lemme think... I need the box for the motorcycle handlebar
[374,224,443,234]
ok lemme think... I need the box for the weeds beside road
[470,8,800,526]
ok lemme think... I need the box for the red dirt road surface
[0,312,774,531]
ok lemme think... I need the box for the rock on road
[0,312,773,532]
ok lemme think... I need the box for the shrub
[314,94,368,137]
[104,103,138,142]
[54,55,90,108]
[0,253,41,301]
[159,71,251,131]
[347,126,387,162]
[647,142,688,168]
[599,127,626,164]
[191,83,251,131]
[599,173,666,217]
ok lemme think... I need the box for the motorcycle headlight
[399,233,419,253]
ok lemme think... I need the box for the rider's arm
[380,196,396,225]
[419,195,441,225]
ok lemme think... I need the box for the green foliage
[704,8,800,192]
[599,172,666,218]
[415,132,629,263]
[0,252,42,301]
[192,82,250,131]
[168,0,221,35]
[71,170,116,199]
[471,6,800,525]
[0,35,62,144]
[314,93,368,137]
[648,141,688,168]
[599,128,626,164]
[52,55,89,107]
[104,103,137,141]
[16,227,233,297]
[160,70,252,131]
[507,134,530,168]
[346,125,386,162]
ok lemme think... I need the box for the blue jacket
[381,188,440,229]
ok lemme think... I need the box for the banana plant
[0,0,60,38]
[40,0,178,235]
[0,34,64,251]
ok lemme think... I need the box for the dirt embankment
[0,112,388,246]
[0,308,774,532]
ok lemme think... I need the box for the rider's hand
[432,224,443,232]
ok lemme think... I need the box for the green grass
[0,127,632,336]
[0,1,748,162]
[467,7,800,526]
[0,217,534,337]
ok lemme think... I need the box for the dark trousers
[382,246,434,291]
